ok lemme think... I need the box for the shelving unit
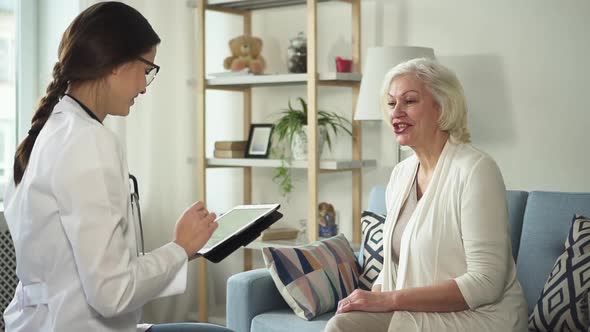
[246,238,361,252]
[206,72,361,87]
[192,0,365,323]
[207,158,376,170]
[206,0,335,10]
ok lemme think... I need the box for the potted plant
[272,97,352,196]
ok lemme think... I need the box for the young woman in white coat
[325,58,528,331]
[2,2,229,332]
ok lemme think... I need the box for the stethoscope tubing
[129,174,145,256]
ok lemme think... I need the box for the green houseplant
[272,97,352,196]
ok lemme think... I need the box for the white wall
[204,0,590,315]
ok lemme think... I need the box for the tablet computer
[195,204,282,262]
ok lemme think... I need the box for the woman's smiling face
[387,74,443,149]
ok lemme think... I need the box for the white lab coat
[3,96,188,332]
[374,140,528,331]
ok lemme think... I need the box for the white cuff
[154,243,188,299]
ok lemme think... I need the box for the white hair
[380,57,471,143]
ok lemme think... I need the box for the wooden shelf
[245,238,309,250]
[204,0,336,11]
[205,72,361,88]
[206,158,376,170]
[246,238,362,251]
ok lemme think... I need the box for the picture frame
[245,124,274,158]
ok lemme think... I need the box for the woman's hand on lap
[336,289,396,314]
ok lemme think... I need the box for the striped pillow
[262,234,360,320]
[529,215,590,331]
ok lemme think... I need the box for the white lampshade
[354,46,435,120]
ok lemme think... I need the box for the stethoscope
[129,174,145,256]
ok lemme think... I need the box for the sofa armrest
[226,268,289,332]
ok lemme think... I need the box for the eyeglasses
[137,56,160,86]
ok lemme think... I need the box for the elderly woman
[325,58,527,331]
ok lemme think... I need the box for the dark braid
[13,62,68,185]
[29,63,68,136]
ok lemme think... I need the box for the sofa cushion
[506,190,528,261]
[516,192,590,314]
[226,269,290,332]
[251,309,332,332]
[528,215,590,331]
[358,211,385,290]
[262,234,360,320]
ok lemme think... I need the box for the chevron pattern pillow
[358,211,386,290]
[262,234,360,320]
[529,215,590,331]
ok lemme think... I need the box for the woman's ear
[111,64,122,75]
[111,62,130,76]
[433,99,442,113]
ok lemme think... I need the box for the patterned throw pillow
[358,211,386,290]
[529,215,590,331]
[262,234,360,320]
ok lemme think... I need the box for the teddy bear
[223,35,266,74]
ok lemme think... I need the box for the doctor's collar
[64,94,103,125]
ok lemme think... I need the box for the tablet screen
[201,205,278,251]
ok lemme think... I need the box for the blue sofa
[226,187,590,332]
[149,323,233,332]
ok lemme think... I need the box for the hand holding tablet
[193,204,283,262]
[174,201,218,258]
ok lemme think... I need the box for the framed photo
[245,124,274,158]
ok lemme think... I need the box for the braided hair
[13,1,160,185]
[13,63,68,184]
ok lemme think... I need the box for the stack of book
[260,227,299,241]
[214,140,247,158]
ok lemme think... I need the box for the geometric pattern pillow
[262,234,360,320]
[529,215,590,331]
[358,211,385,290]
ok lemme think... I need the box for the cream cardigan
[374,141,528,331]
